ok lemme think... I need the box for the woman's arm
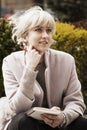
[2,58,37,113]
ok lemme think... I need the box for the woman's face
[26,25,53,54]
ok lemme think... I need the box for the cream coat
[1,49,86,130]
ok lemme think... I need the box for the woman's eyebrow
[34,26,41,29]
[32,26,41,30]
[33,26,52,30]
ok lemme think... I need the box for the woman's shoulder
[4,51,24,61]
[48,49,74,60]
[3,51,25,68]
[47,49,75,70]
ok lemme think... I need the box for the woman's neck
[39,54,44,63]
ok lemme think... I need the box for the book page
[26,107,61,120]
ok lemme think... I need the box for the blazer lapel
[45,50,52,107]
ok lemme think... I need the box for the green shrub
[0,18,19,97]
[51,22,87,106]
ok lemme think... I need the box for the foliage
[51,21,87,105]
[0,18,19,97]
[73,19,87,30]
[45,0,87,22]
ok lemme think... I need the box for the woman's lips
[39,41,48,44]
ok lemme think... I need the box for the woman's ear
[21,38,27,44]
[22,31,29,42]
[18,37,28,51]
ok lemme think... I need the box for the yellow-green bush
[51,22,87,106]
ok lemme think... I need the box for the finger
[50,119,60,128]
[27,46,38,55]
[42,116,59,128]
[28,45,40,54]
[51,123,58,128]
[42,116,52,125]
[42,113,57,120]
[27,44,33,51]
[46,119,57,128]
[51,106,60,111]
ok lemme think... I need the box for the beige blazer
[2,49,86,129]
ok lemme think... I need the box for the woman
[1,6,87,130]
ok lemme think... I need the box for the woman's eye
[35,28,42,32]
[46,28,52,33]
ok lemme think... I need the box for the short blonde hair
[12,6,55,45]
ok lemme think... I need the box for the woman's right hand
[25,45,42,70]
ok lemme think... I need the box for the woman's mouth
[39,41,48,44]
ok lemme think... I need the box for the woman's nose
[42,31,49,38]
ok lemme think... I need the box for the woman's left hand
[41,112,64,128]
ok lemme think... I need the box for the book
[25,107,61,120]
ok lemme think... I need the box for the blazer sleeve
[2,57,37,113]
[62,57,86,126]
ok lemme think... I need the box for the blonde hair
[11,6,55,45]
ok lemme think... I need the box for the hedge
[0,18,19,97]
